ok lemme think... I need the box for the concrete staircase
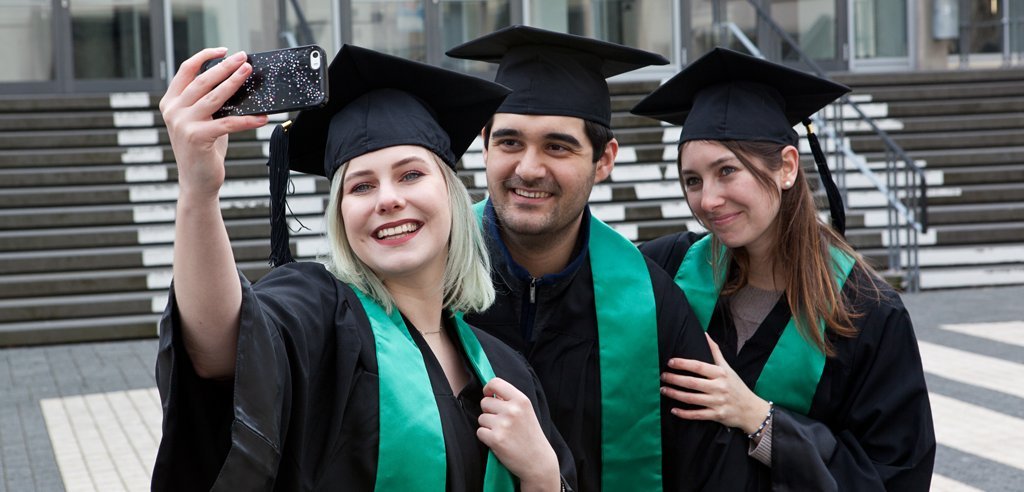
[2,69,1023,345]
[833,68,1024,290]
[0,93,285,345]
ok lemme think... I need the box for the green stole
[474,201,662,491]
[675,235,855,414]
[352,288,515,491]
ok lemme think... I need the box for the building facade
[1,0,1022,96]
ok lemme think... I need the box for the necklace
[420,328,443,336]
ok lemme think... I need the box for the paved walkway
[1,285,1023,491]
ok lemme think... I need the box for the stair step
[859,145,1024,168]
[0,262,271,300]
[0,140,265,168]
[885,96,1024,118]
[0,110,163,132]
[894,112,1024,133]
[940,164,1024,185]
[0,159,269,187]
[835,68,1024,87]
[0,218,271,252]
[847,79,1024,102]
[850,128,1024,152]
[931,221,1024,246]
[0,240,270,274]
[0,195,320,231]
[0,126,273,151]
[0,291,164,323]
[927,182,1024,206]
[868,202,1024,226]
[0,174,327,209]
[0,313,161,346]
[0,92,158,112]
[920,263,1024,290]
[0,128,168,150]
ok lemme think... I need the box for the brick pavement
[1,285,1023,491]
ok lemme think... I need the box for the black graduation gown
[152,261,577,491]
[465,204,741,491]
[639,231,936,491]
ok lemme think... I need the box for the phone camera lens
[312,51,320,59]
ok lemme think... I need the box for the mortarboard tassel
[802,119,846,236]
[268,121,296,267]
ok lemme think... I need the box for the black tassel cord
[802,119,846,237]
[268,123,297,266]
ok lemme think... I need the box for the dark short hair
[483,116,614,163]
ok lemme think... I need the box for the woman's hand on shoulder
[478,377,561,491]
[159,48,269,200]
[661,333,772,435]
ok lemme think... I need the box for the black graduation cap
[446,25,669,127]
[630,47,851,234]
[266,44,511,265]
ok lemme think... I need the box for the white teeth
[514,189,551,199]
[376,222,419,239]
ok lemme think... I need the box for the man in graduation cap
[634,47,935,490]
[448,26,740,491]
[154,44,579,491]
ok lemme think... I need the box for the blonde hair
[324,151,495,314]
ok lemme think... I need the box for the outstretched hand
[159,48,269,200]
[478,377,561,491]
[660,333,771,435]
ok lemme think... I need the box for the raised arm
[160,48,269,378]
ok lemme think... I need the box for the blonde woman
[154,44,574,491]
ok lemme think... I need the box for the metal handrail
[717,1,929,291]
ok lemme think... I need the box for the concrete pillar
[917,0,956,69]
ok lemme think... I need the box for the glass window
[351,0,427,62]
[0,0,53,82]
[530,0,675,62]
[71,0,153,80]
[171,0,336,72]
[1012,0,1024,54]
[964,0,1004,54]
[852,0,908,59]
[439,0,512,73]
[771,0,837,61]
[688,0,759,60]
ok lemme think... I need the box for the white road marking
[919,341,1024,400]
[929,474,984,492]
[940,321,1024,348]
[929,392,1024,471]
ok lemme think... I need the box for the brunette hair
[681,139,879,355]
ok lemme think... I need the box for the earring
[783,180,792,189]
